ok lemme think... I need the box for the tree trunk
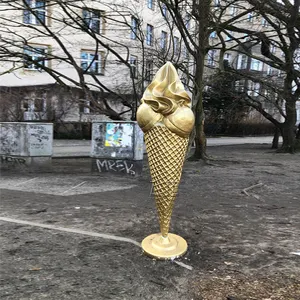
[271,127,280,149]
[191,55,208,160]
[281,124,296,153]
[279,99,297,153]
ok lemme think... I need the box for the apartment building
[0,0,299,126]
[0,0,187,123]
[206,0,300,125]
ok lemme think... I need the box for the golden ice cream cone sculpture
[137,62,195,259]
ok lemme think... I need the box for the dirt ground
[0,144,300,300]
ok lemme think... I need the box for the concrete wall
[91,121,144,176]
[0,122,53,170]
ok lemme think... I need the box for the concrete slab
[0,175,136,196]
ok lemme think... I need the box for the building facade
[0,0,299,127]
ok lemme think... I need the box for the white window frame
[237,54,247,69]
[160,31,167,50]
[250,58,263,71]
[174,36,179,55]
[131,16,138,40]
[145,60,153,81]
[270,45,276,53]
[147,0,154,10]
[146,24,154,46]
[23,97,46,113]
[207,50,216,67]
[229,6,237,16]
[83,8,105,34]
[24,45,48,71]
[80,51,104,75]
[23,0,47,25]
[162,3,167,17]
[248,12,254,22]
[130,55,138,78]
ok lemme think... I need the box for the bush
[54,122,91,139]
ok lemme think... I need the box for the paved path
[53,136,280,157]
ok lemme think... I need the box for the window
[83,9,105,34]
[248,81,260,97]
[214,0,220,6]
[261,18,268,27]
[24,45,48,70]
[235,80,245,92]
[184,14,191,29]
[146,24,154,46]
[248,12,254,22]
[250,59,262,71]
[225,31,233,41]
[23,98,45,112]
[145,60,153,81]
[162,4,167,17]
[131,17,138,40]
[183,46,189,59]
[224,53,232,63]
[237,54,247,69]
[160,31,167,51]
[267,66,273,75]
[130,55,138,78]
[79,100,91,114]
[81,51,104,74]
[210,31,217,38]
[23,0,46,25]
[174,36,179,55]
[207,50,216,66]
[147,0,154,10]
[229,6,237,16]
[270,45,276,53]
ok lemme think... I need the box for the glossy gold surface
[142,233,188,260]
[136,62,195,137]
[137,62,193,260]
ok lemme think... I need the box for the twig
[242,182,263,196]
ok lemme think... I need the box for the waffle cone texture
[145,125,188,237]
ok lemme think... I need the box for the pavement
[53,136,281,157]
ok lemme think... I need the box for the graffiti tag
[96,159,136,175]
[1,155,26,165]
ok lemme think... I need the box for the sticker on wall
[105,123,133,148]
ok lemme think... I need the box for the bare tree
[0,0,153,121]
[210,0,300,152]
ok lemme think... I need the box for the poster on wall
[105,123,133,148]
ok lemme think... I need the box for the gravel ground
[0,144,300,300]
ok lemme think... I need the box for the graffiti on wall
[105,123,133,148]
[0,126,20,155]
[28,124,52,156]
[1,155,26,165]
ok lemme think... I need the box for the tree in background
[214,0,300,152]
[0,0,154,121]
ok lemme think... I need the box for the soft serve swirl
[142,62,191,114]
[137,62,195,138]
